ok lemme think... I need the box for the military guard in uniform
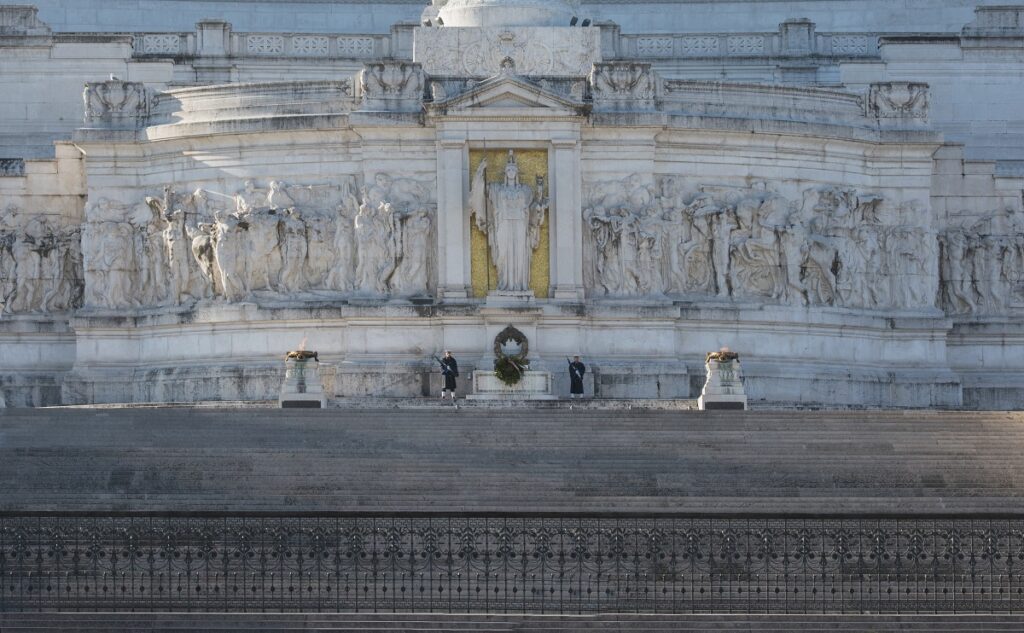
[567,355,586,399]
[437,350,459,401]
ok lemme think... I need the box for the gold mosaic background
[468,149,550,299]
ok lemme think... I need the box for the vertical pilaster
[436,133,469,300]
[550,137,583,301]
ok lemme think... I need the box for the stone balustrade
[132,26,390,59]
[620,29,879,59]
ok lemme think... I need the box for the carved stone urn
[437,0,579,28]
[698,350,748,410]
[280,350,326,408]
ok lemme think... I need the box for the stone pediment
[428,74,586,118]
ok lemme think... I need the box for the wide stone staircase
[3,407,1024,628]
[1,408,1023,513]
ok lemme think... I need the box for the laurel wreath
[494,355,527,386]
[493,325,529,386]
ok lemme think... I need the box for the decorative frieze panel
[727,35,765,55]
[82,80,151,129]
[590,62,656,111]
[359,61,425,112]
[246,34,286,55]
[678,36,719,56]
[129,30,382,59]
[830,35,870,55]
[0,207,83,315]
[337,36,376,57]
[414,26,601,76]
[624,28,879,60]
[636,36,674,57]
[291,35,330,57]
[138,34,182,55]
[81,175,436,310]
[940,208,1024,315]
[583,175,938,312]
[868,82,929,120]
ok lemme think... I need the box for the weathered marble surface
[1,0,1023,409]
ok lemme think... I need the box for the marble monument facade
[0,0,1022,408]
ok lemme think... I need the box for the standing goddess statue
[469,150,547,293]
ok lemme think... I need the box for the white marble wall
[1,1,1022,408]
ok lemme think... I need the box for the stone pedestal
[485,291,535,307]
[279,352,326,408]
[698,353,748,410]
[467,370,557,400]
[414,26,600,76]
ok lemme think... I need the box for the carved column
[550,137,583,301]
[436,134,469,300]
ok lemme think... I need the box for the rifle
[434,355,453,377]
[567,357,582,381]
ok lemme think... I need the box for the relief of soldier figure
[583,174,945,312]
[0,206,83,315]
[76,174,436,310]
[4,172,1022,318]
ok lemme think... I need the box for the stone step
[3,614,1024,632]
[3,408,1024,514]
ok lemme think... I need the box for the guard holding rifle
[435,350,459,401]
[567,355,586,399]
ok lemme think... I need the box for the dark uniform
[568,358,586,397]
[440,353,459,398]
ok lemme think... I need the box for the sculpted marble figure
[0,207,80,313]
[354,196,398,296]
[584,176,938,312]
[325,191,360,292]
[392,207,433,296]
[939,207,1024,315]
[470,151,548,294]
[75,174,435,310]
[212,207,249,302]
[278,209,308,293]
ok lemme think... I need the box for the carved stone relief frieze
[940,208,1024,315]
[80,175,436,311]
[414,26,600,77]
[0,206,83,315]
[83,80,151,129]
[589,62,657,111]
[867,82,929,120]
[583,175,939,312]
[359,61,425,112]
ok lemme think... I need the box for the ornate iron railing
[2,514,1023,614]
